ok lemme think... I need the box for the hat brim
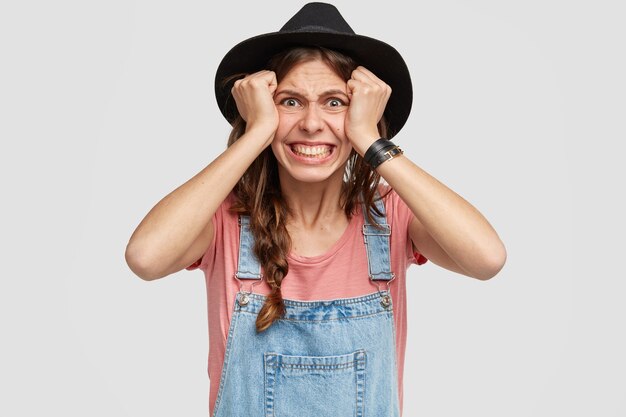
[215,31,412,139]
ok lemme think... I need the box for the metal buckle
[361,224,391,236]
[233,273,263,306]
[369,273,396,308]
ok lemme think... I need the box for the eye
[327,98,346,107]
[280,98,300,107]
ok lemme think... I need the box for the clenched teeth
[290,144,332,158]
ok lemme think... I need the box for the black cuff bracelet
[364,138,395,166]
[369,146,403,169]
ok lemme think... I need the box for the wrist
[363,138,404,170]
[369,145,403,170]
[242,124,276,147]
[349,131,381,156]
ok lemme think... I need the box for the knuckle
[248,76,262,86]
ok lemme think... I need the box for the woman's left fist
[345,66,392,155]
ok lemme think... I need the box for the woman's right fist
[231,70,279,136]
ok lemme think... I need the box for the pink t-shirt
[186,185,428,416]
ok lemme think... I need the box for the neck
[278,168,347,228]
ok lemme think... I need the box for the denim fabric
[214,197,399,416]
[212,292,400,417]
[362,197,394,281]
[236,216,262,279]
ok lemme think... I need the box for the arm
[125,71,279,281]
[346,67,506,280]
[379,156,507,280]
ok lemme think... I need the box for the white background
[1,0,624,415]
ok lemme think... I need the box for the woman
[125,3,507,416]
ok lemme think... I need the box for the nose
[298,103,324,134]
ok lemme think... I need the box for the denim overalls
[212,198,400,417]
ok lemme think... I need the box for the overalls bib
[212,199,400,417]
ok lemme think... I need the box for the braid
[249,180,290,332]
[229,140,291,332]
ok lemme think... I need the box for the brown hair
[224,46,390,332]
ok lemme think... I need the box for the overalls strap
[361,195,395,281]
[235,216,262,279]
[236,195,394,281]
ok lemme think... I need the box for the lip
[285,142,336,164]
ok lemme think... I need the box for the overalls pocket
[264,349,367,417]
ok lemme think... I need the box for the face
[270,59,352,186]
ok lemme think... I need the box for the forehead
[278,59,346,90]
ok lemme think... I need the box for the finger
[248,69,269,77]
[236,70,268,86]
[346,78,362,97]
[347,78,364,90]
[347,77,383,98]
[351,66,389,91]
[354,66,386,85]
[351,66,379,83]
[236,71,274,92]
[267,71,278,94]
[251,70,275,84]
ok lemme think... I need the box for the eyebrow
[274,89,349,100]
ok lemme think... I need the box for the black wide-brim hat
[215,2,412,139]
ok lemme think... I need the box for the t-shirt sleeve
[185,258,203,271]
[381,184,428,266]
[185,195,229,272]
[414,252,428,265]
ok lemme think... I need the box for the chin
[278,163,347,186]
[286,169,338,184]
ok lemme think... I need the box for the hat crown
[279,2,355,34]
